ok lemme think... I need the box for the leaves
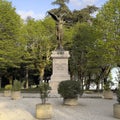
[0,0,22,68]
[21,18,55,80]
[96,0,120,66]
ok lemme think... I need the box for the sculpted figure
[48,12,65,50]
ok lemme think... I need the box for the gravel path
[0,93,118,120]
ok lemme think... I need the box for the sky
[7,0,108,20]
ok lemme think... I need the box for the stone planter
[36,103,52,119]
[11,91,21,100]
[103,90,113,99]
[4,90,11,97]
[113,103,120,119]
[64,98,78,106]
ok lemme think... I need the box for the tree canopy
[0,0,23,68]
[0,0,119,90]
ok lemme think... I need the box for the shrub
[5,84,12,90]
[58,80,82,99]
[12,80,21,91]
[39,82,51,104]
[103,80,114,91]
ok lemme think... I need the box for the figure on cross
[48,12,65,50]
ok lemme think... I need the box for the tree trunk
[39,67,45,84]
[96,80,100,91]
[25,67,29,89]
[0,77,1,88]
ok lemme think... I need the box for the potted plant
[113,84,120,118]
[58,80,82,105]
[4,84,12,97]
[103,80,114,99]
[36,82,52,119]
[11,80,21,100]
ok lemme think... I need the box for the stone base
[4,90,11,97]
[113,103,120,119]
[49,81,61,97]
[64,98,78,106]
[11,91,21,100]
[103,90,113,99]
[36,103,52,119]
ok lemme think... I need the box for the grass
[0,88,4,92]
[21,87,40,93]
[0,87,40,93]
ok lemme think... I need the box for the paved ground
[0,93,119,120]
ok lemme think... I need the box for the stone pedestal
[50,50,70,96]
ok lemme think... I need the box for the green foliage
[63,26,74,50]
[58,80,82,99]
[5,84,12,90]
[72,5,98,23]
[0,0,23,68]
[52,0,69,5]
[87,0,120,90]
[96,0,120,65]
[22,18,54,81]
[103,83,110,91]
[70,22,98,81]
[51,0,70,14]
[50,0,98,26]
[103,73,114,90]
[39,82,51,104]
[103,81,113,91]
[50,0,72,27]
[0,0,21,40]
[12,80,21,91]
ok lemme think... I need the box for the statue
[48,12,65,51]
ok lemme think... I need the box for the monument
[48,12,70,95]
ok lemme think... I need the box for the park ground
[0,93,119,120]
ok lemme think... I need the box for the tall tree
[96,0,120,65]
[70,22,98,88]
[51,0,70,14]
[22,17,55,86]
[0,0,22,67]
[93,0,120,85]
[0,0,23,87]
[72,5,98,24]
[49,0,72,23]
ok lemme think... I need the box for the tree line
[0,0,119,90]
